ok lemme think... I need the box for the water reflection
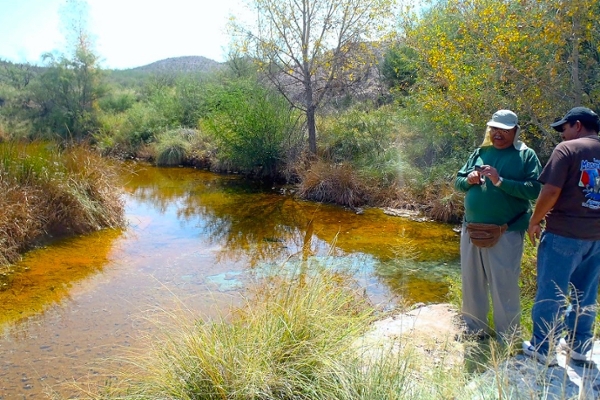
[121,163,460,269]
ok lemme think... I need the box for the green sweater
[454,145,542,231]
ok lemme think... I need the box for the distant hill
[128,56,224,74]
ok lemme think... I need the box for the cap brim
[487,121,516,129]
[550,118,567,128]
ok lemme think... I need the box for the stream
[0,162,460,398]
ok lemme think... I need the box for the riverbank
[0,142,125,269]
[372,303,600,399]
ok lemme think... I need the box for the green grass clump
[80,265,596,399]
[153,128,192,166]
[87,268,472,399]
[106,269,377,399]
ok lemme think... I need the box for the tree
[401,0,600,157]
[234,0,396,154]
[380,44,419,94]
[30,0,105,140]
[0,60,36,90]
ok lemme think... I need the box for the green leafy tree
[0,60,36,90]
[233,0,397,154]
[30,0,105,140]
[0,61,40,137]
[380,44,419,94]
[33,48,104,140]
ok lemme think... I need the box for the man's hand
[479,165,501,186]
[528,222,542,246]
[467,170,483,185]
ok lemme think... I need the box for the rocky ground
[361,303,600,399]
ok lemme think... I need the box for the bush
[153,128,192,166]
[318,106,399,169]
[201,77,302,180]
[301,106,406,208]
[296,160,370,208]
[98,89,136,113]
[398,157,465,223]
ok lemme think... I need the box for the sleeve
[497,148,542,201]
[454,149,480,192]
[538,143,569,188]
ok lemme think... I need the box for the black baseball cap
[550,107,600,131]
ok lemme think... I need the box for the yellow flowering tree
[402,0,600,156]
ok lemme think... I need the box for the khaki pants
[460,224,524,339]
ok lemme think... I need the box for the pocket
[544,232,580,257]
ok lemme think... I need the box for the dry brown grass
[0,180,45,265]
[0,142,125,266]
[293,156,464,223]
[296,159,370,209]
[397,180,464,224]
[48,147,125,234]
[424,183,464,223]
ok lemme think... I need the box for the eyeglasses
[554,125,565,133]
[490,127,511,135]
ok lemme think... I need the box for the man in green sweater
[455,110,542,341]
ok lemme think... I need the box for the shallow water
[0,162,460,398]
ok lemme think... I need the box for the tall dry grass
[0,141,125,267]
[295,159,371,209]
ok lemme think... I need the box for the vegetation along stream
[0,162,460,398]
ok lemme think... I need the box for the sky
[0,0,249,70]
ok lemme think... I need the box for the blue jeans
[530,232,600,354]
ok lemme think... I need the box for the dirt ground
[359,303,600,399]
[357,303,465,367]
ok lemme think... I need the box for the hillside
[128,55,224,74]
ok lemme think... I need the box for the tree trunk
[307,105,317,154]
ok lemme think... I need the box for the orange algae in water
[0,228,123,326]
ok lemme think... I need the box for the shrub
[94,101,171,158]
[318,106,399,169]
[98,89,136,113]
[300,106,406,208]
[153,128,192,166]
[201,77,302,180]
[296,159,370,208]
[397,155,465,223]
